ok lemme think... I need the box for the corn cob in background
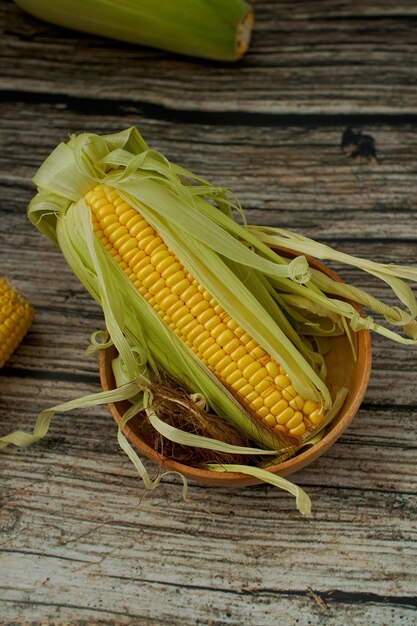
[1,127,416,514]
[0,278,33,368]
[14,0,254,61]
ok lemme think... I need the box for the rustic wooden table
[1,1,417,624]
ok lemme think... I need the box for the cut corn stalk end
[236,10,254,57]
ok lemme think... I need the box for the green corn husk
[2,126,417,516]
[15,0,254,61]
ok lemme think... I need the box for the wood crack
[2,89,417,127]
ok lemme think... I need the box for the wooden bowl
[99,251,372,487]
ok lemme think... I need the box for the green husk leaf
[145,406,278,456]
[205,463,312,517]
[84,329,113,356]
[0,381,142,449]
[117,401,189,498]
[250,225,417,344]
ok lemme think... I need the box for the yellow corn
[85,185,323,436]
[0,278,33,368]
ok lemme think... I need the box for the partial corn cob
[0,278,33,368]
[15,0,254,62]
[85,185,323,438]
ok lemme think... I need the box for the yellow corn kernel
[151,248,171,266]
[181,319,199,338]
[274,424,287,434]
[270,399,288,416]
[172,278,190,296]
[242,360,260,380]
[255,379,272,395]
[257,406,270,419]
[154,288,173,308]
[223,338,241,355]
[303,400,319,416]
[119,237,138,257]
[148,277,167,295]
[289,422,306,437]
[286,411,304,430]
[142,270,160,289]
[309,408,324,425]
[238,354,255,371]
[204,343,221,361]
[275,374,291,390]
[207,349,227,368]
[266,361,279,378]
[248,367,268,387]
[170,305,190,325]
[108,224,128,243]
[197,336,215,355]
[161,261,181,279]
[290,395,304,411]
[166,270,185,289]
[100,213,118,229]
[187,292,204,309]
[276,407,295,425]
[222,361,239,380]
[189,326,208,345]
[165,300,183,318]
[282,385,297,401]
[264,390,282,409]
[198,308,215,325]
[230,345,247,362]
[118,207,138,225]
[214,355,233,373]
[239,383,253,397]
[156,255,175,274]
[204,314,221,331]
[190,300,209,317]
[214,328,233,345]
[144,237,163,255]
[226,369,243,385]
[251,396,265,411]
[264,414,277,427]
[158,292,178,312]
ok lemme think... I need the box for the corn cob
[4,127,417,514]
[0,278,33,368]
[85,184,323,438]
[15,0,254,62]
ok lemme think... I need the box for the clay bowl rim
[99,248,372,486]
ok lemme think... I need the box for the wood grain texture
[1,1,417,624]
[2,0,417,114]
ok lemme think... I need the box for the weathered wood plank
[1,383,417,624]
[1,566,416,626]
[2,0,417,114]
[1,102,417,241]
